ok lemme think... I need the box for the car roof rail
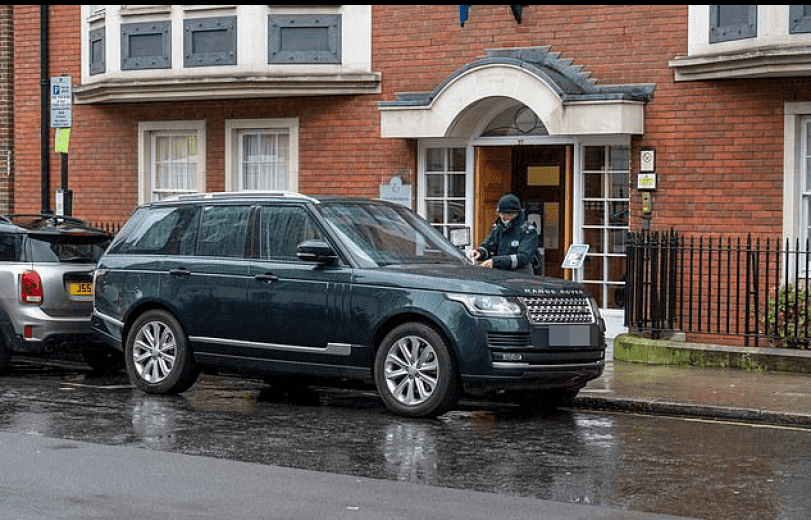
[2,213,89,229]
[161,191,319,203]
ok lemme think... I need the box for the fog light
[24,325,34,339]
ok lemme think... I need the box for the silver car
[0,214,121,372]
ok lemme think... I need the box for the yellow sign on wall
[55,128,71,154]
[527,166,560,186]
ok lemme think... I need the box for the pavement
[575,336,811,428]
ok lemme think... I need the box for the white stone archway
[379,52,651,140]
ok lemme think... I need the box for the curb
[573,393,811,428]
[614,334,811,374]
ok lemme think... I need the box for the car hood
[353,263,586,296]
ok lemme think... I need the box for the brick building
[0,5,11,213]
[9,5,811,339]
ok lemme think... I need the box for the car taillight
[21,271,43,304]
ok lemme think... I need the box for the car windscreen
[27,233,111,263]
[318,202,467,267]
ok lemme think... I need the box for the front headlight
[446,293,523,318]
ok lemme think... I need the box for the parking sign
[50,76,72,128]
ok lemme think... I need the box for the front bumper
[451,310,607,397]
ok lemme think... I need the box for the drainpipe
[40,5,50,214]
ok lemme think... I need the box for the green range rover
[91,192,605,417]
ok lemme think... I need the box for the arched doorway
[379,47,653,334]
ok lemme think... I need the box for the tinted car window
[319,202,466,266]
[109,206,200,255]
[259,205,324,261]
[28,234,110,263]
[0,233,23,261]
[198,205,250,258]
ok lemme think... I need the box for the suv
[92,192,606,417]
[0,214,121,372]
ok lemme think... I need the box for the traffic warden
[470,193,539,273]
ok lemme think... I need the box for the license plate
[69,282,94,296]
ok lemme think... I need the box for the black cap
[496,194,521,214]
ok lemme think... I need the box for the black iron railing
[626,231,811,348]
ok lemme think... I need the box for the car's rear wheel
[82,344,125,374]
[0,333,10,373]
[374,322,458,418]
[125,310,200,394]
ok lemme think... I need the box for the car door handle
[254,273,279,283]
[169,268,191,276]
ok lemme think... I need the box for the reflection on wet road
[1,358,810,520]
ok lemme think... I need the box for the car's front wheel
[125,310,200,394]
[374,322,458,418]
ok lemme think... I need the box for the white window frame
[782,103,811,281]
[417,140,474,247]
[802,116,811,249]
[225,118,299,193]
[137,120,206,204]
[580,144,631,311]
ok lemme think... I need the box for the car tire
[82,345,125,374]
[374,322,458,418]
[516,387,581,412]
[0,333,10,373]
[125,310,200,395]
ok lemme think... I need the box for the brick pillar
[0,5,12,213]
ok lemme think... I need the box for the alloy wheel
[132,320,177,384]
[383,335,440,406]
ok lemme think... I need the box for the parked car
[91,192,606,417]
[0,214,122,372]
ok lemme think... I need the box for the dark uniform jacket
[476,211,539,272]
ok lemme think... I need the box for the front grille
[520,291,595,325]
[487,332,532,348]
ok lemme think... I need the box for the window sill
[74,73,381,104]
[670,44,811,81]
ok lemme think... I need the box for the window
[225,119,299,192]
[802,117,811,247]
[268,14,341,64]
[582,146,630,309]
[108,206,200,255]
[198,205,251,258]
[121,21,171,70]
[259,205,324,261]
[183,16,237,67]
[424,147,467,240]
[709,5,757,43]
[0,234,22,261]
[790,5,811,33]
[89,27,105,75]
[138,121,206,204]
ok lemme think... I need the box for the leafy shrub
[761,284,811,348]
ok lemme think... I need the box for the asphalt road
[1,357,810,520]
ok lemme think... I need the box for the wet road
[1,357,810,520]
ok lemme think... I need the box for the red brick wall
[0,5,12,213]
[11,5,416,225]
[373,5,797,237]
[11,5,805,237]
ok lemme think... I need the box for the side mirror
[296,239,338,265]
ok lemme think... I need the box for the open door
[474,147,512,246]
[512,145,572,280]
